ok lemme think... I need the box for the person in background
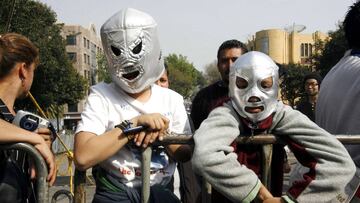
[0,33,56,202]
[296,73,322,122]
[155,62,199,202]
[316,1,360,201]
[189,39,247,202]
[289,73,323,184]
[192,51,356,203]
[74,8,192,203]
[155,63,169,88]
[191,39,248,130]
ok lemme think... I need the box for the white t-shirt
[315,49,360,201]
[76,82,191,188]
[316,50,360,166]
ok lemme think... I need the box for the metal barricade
[74,169,87,203]
[74,134,360,203]
[0,142,49,203]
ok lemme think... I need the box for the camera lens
[19,116,38,131]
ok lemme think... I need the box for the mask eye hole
[111,45,121,56]
[132,41,142,54]
[236,77,248,89]
[261,76,273,89]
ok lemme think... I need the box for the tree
[313,24,348,76]
[203,61,220,84]
[279,63,311,107]
[0,0,87,118]
[96,52,112,83]
[165,54,205,98]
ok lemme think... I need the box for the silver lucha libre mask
[229,51,279,123]
[100,8,164,93]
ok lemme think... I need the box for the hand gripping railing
[0,142,49,203]
[74,134,360,203]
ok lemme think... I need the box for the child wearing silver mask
[191,51,357,203]
[74,8,191,203]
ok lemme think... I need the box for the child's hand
[130,113,169,147]
[255,183,273,202]
[263,197,284,203]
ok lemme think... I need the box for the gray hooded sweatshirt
[192,101,356,203]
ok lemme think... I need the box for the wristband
[115,120,134,141]
[281,195,296,203]
[115,121,147,141]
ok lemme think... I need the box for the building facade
[247,28,328,66]
[61,23,102,130]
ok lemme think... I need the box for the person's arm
[74,113,169,170]
[166,144,192,162]
[0,119,45,144]
[192,104,265,202]
[273,104,356,202]
[0,119,56,185]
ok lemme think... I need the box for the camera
[13,110,56,141]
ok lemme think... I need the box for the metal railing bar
[155,134,360,145]
[0,142,49,203]
[74,134,360,203]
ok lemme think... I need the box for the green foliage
[0,0,87,116]
[165,54,206,98]
[96,52,112,83]
[203,60,220,85]
[313,25,348,76]
[279,63,311,107]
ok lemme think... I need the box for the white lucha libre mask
[229,51,279,123]
[100,8,164,93]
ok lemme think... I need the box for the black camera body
[13,110,56,141]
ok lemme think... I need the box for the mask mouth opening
[121,65,141,81]
[122,70,140,81]
[245,106,264,114]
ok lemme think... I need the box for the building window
[301,44,305,57]
[305,44,308,57]
[87,55,90,64]
[68,103,78,112]
[300,43,314,64]
[66,35,76,45]
[87,39,90,49]
[260,37,269,55]
[84,37,87,48]
[67,52,77,62]
[300,43,313,58]
[84,54,87,64]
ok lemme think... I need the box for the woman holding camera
[0,33,56,202]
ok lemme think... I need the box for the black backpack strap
[0,99,14,123]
